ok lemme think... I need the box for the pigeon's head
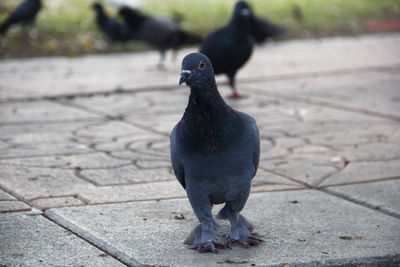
[179,53,214,88]
[119,7,141,19]
[92,3,103,11]
[234,1,252,20]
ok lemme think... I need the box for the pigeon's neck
[182,83,240,153]
[229,17,251,41]
[186,80,228,117]
[95,10,108,26]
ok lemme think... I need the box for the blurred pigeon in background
[92,3,133,45]
[0,0,42,35]
[119,7,202,68]
[200,1,254,99]
[171,52,261,252]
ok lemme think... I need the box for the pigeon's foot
[226,235,263,248]
[228,91,248,99]
[184,221,228,252]
[195,240,229,253]
[157,63,167,71]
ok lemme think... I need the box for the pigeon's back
[200,14,253,77]
[11,0,41,23]
[139,17,180,50]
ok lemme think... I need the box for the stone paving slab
[0,34,399,101]
[0,101,103,125]
[245,70,400,118]
[0,33,399,266]
[0,163,303,210]
[0,188,30,212]
[0,212,124,266]
[325,179,400,217]
[318,159,400,187]
[0,152,132,169]
[0,122,93,159]
[50,190,400,267]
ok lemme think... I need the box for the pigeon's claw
[194,241,229,253]
[226,235,263,248]
[196,243,217,253]
[248,236,263,246]
[228,91,248,99]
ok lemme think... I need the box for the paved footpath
[0,33,399,267]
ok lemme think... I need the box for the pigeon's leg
[157,50,166,70]
[227,73,247,99]
[171,49,179,62]
[223,203,262,248]
[185,198,226,252]
[19,24,31,41]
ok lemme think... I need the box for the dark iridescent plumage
[200,1,253,99]
[170,53,261,252]
[0,0,42,35]
[119,7,202,67]
[250,16,285,44]
[92,3,133,44]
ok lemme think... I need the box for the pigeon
[119,7,202,68]
[200,1,253,99]
[0,0,42,35]
[250,16,285,44]
[170,52,261,252]
[92,3,133,44]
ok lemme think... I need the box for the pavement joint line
[258,168,400,219]
[315,157,399,187]
[318,176,400,188]
[244,86,400,122]
[318,187,400,220]
[0,118,104,127]
[0,63,398,104]
[74,169,100,186]
[55,99,169,137]
[0,151,99,161]
[0,208,32,214]
[260,167,314,189]
[44,210,139,267]
[36,187,307,210]
[0,182,43,210]
[259,254,400,267]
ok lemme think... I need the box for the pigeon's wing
[200,28,231,74]
[238,112,260,179]
[108,20,132,41]
[251,118,260,178]
[250,16,285,43]
[170,123,186,189]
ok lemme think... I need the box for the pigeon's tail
[0,18,13,35]
[250,16,286,44]
[217,205,254,232]
[176,30,202,47]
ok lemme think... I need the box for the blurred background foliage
[0,0,399,59]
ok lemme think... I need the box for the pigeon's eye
[198,60,206,70]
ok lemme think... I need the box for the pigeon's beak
[179,69,192,85]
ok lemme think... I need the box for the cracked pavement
[0,33,400,266]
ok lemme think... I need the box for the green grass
[1,0,399,59]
